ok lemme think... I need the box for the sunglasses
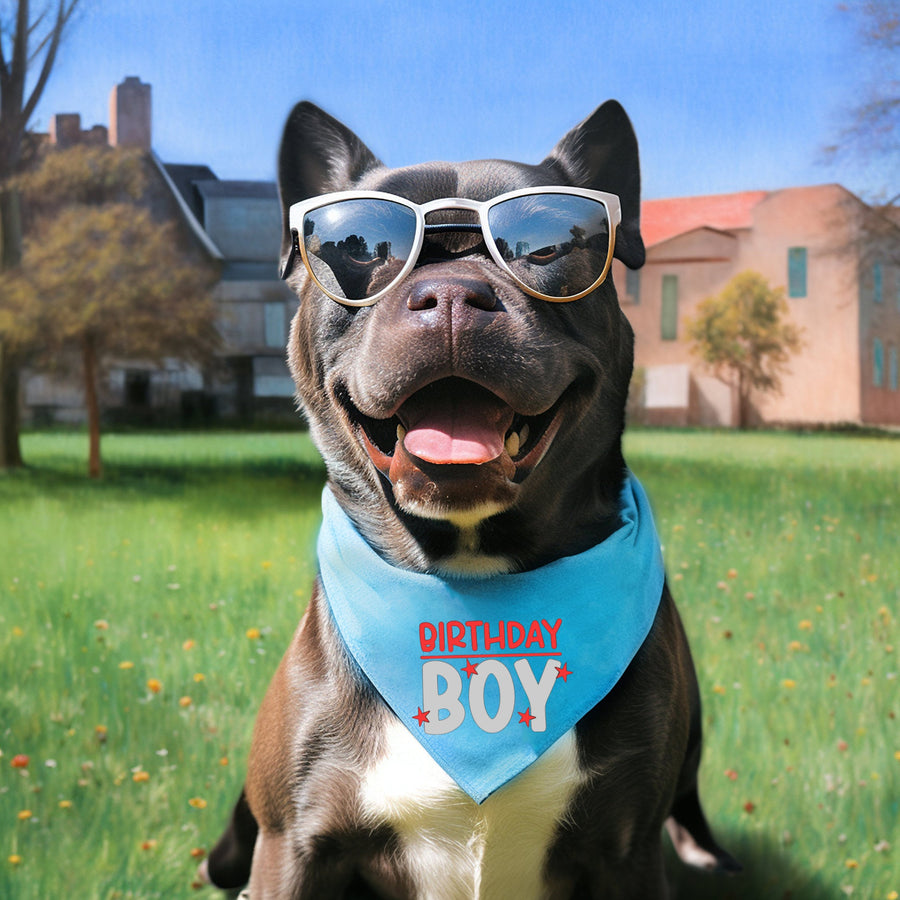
[281,186,621,306]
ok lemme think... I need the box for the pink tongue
[400,385,514,465]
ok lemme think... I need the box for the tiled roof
[641,190,768,247]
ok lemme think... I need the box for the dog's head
[280,101,644,574]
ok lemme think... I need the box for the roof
[162,163,218,220]
[194,180,279,201]
[641,190,768,247]
[151,154,224,261]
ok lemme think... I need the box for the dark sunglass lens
[302,199,416,301]
[487,194,611,298]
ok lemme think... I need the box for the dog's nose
[407,277,497,312]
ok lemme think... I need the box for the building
[613,184,900,427]
[23,77,297,426]
[22,79,900,429]
[159,171,297,420]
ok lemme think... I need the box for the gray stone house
[23,77,297,425]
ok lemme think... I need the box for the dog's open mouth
[346,378,565,485]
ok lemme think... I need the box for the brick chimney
[49,113,83,147]
[109,77,151,150]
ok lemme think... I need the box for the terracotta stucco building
[614,184,900,427]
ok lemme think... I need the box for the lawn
[1,429,897,899]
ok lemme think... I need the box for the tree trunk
[0,188,24,469]
[736,371,754,430]
[0,0,82,469]
[0,341,24,467]
[82,337,102,479]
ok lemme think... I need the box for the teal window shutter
[661,275,678,340]
[890,347,898,392]
[873,262,883,303]
[788,247,807,298]
[626,268,641,303]
[873,338,884,387]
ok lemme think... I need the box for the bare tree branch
[0,22,9,82]
[0,0,84,469]
[828,1,900,200]
[26,11,56,67]
[10,0,30,110]
[25,6,49,40]
[22,1,81,125]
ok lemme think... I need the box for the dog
[199,99,739,899]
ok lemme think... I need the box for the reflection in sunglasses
[292,188,618,305]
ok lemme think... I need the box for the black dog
[200,100,738,898]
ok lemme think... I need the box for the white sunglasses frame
[285,186,621,306]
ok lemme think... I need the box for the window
[890,347,898,392]
[124,370,150,407]
[873,262,883,304]
[873,338,884,387]
[661,275,678,341]
[625,268,640,303]
[264,302,286,348]
[788,247,807,298]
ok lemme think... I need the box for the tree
[685,271,803,429]
[0,0,81,469]
[7,145,220,477]
[826,1,899,203]
[823,3,900,287]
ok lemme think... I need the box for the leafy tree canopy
[5,144,220,475]
[685,270,803,427]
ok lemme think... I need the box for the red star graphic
[556,662,572,681]
[413,707,430,727]
[518,708,536,728]
[461,659,479,679]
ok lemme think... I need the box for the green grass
[1,429,898,899]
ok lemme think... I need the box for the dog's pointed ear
[278,102,383,273]
[543,101,645,270]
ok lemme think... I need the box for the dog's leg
[579,845,670,900]
[248,831,386,900]
[665,786,741,874]
[200,788,259,892]
[664,596,741,876]
[665,709,741,874]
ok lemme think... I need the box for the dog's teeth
[519,423,530,446]
[397,424,407,444]
[505,431,520,458]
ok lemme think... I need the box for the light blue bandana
[317,473,665,803]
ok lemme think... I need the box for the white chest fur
[359,720,584,900]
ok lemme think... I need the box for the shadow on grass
[1,455,329,517]
[667,827,831,900]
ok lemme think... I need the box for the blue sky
[29,0,881,201]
